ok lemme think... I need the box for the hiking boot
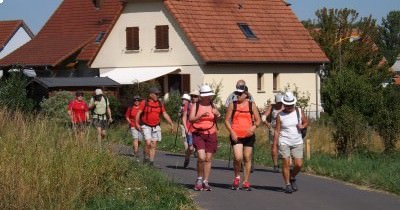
[290,178,298,192]
[284,184,293,194]
[242,181,251,191]
[194,178,203,191]
[273,165,280,173]
[231,177,240,190]
[143,158,149,165]
[202,180,212,191]
[183,158,190,168]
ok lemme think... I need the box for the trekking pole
[227,144,232,169]
[174,116,181,147]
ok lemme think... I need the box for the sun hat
[199,85,215,97]
[282,91,297,105]
[181,93,191,101]
[95,89,103,95]
[149,87,161,94]
[190,89,200,96]
[275,93,283,103]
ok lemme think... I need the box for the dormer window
[93,0,103,9]
[238,23,257,39]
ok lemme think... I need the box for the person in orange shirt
[67,91,89,137]
[190,85,221,191]
[135,87,174,166]
[225,85,261,191]
[125,95,143,161]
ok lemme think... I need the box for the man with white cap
[89,88,113,148]
[263,93,284,172]
[273,91,308,194]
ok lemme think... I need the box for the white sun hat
[275,93,283,103]
[190,89,200,96]
[199,85,215,97]
[181,93,191,101]
[282,91,297,105]
[95,88,103,95]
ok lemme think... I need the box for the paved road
[113,145,400,210]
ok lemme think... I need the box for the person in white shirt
[273,92,308,194]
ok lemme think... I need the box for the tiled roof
[164,0,329,63]
[0,0,123,67]
[31,77,120,88]
[0,20,34,50]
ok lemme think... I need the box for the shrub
[0,72,34,112]
[164,90,181,122]
[40,91,73,124]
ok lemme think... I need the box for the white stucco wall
[0,26,32,59]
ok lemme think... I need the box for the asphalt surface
[112,145,400,210]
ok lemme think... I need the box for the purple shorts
[193,132,218,154]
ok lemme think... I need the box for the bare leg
[233,144,244,178]
[196,149,206,178]
[149,140,157,161]
[243,146,253,183]
[203,152,213,181]
[282,158,291,185]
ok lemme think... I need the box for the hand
[108,117,113,123]
[201,112,209,117]
[170,123,174,132]
[265,121,271,129]
[230,132,238,142]
[296,123,303,130]
[247,125,256,136]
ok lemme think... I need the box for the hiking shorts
[279,143,304,159]
[130,127,143,141]
[93,118,107,129]
[230,134,255,147]
[72,122,86,132]
[186,133,193,146]
[141,125,162,141]
[193,132,218,154]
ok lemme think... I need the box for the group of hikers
[67,79,308,194]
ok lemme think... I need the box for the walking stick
[227,144,232,169]
[174,116,181,147]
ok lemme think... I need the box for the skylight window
[95,32,106,43]
[238,23,257,39]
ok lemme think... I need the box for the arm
[224,102,237,141]
[125,109,131,125]
[181,108,189,133]
[162,111,174,131]
[135,109,143,131]
[300,109,308,129]
[67,102,74,123]
[107,102,112,123]
[263,105,272,128]
[252,102,261,127]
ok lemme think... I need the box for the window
[95,32,106,43]
[155,25,169,49]
[238,23,257,39]
[273,73,279,91]
[126,27,139,50]
[257,73,264,92]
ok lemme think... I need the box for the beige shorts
[279,143,304,159]
[141,125,162,141]
[130,127,143,141]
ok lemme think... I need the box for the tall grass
[0,108,195,209]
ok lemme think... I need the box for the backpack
[91,95,108,118]
[295,107,307,139]
[140,99,163,127]
[231,100,253,124]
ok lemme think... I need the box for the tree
[377,11,400,66]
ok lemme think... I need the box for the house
[0,0,123,78]
[91,0,329,117]
[391,53,400,85]
[0,20,34,60]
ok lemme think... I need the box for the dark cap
[133,95,141,101]
[75,91,84,97]
[149,87,161,94]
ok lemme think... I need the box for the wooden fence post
[306,138,311,160]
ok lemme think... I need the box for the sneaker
[232,177,240,190]
[183,158,190,168]
[194,178,203,191]
[273,165,280,173]
[242,181,251,191]
[284,184,293,194]
[290,178,298,192]
[202,180,212,191]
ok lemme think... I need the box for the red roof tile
[0,0,123,67]
[164,0,329,63]
[0,20,34,50]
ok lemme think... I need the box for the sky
[0,0,399,35]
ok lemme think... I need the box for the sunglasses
[235,91,245,96]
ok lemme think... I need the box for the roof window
[95,32,106,43]
[238,23,257,39]
[93,0,103,9]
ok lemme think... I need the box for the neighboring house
[92,0,329,117]
[0,0,123,77]
[391,53,400,85]
[0,20,34,59]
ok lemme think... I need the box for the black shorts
[93,118,107,129]
[230,135,256,147]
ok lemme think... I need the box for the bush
[164,90,181,122]
[40,91,73,124]
[332,105,369,156]
[0,72,34,112]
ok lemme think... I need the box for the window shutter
[126,27,139,50]
[181,74,190,93]
[155,25,169,49]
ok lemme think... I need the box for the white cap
[181,93,191,101]
[95,89,103,95]
[282,91,297,105]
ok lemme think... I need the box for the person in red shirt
[67,91,89,136]
[135,87,174,166]
[125,95,143,161]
